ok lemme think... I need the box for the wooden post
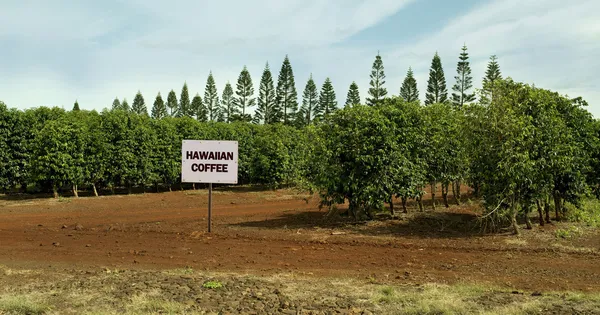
[208,183,212,233]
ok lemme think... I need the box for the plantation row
[1,78,600,233]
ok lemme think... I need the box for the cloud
[0,0,598,118]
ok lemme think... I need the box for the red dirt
[1,188,599,293]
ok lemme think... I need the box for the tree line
[97,45,500,127]
[1,45,599,234]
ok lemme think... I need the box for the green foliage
[111,97,121,111]
[366,53,387,106]
[451,44,476,107]
[400,67,419,103]
[72,100,80,111]
[255,62,279,124]
[178,83,191,117]
[564,198,600,227]
[299,74,319,126]
[204,72,220,121]
[425,52,448,105]
[275,55,298,125]
[234,66,255,122]
[221,83,235,123]
[481,55,502,104]
[151,92,167,119]
[191,93,206,122]
[345,82,361,107]
[166,90,178,117]
[121,98,130,112]
[132,91,147,115]
[202,281,223,289]
[316,77,337,121]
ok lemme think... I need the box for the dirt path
[1,189,599,293]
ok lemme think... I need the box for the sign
[181,140,238,184]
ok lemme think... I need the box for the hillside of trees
[1,46,599,235]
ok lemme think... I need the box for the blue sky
[1,0,599,117]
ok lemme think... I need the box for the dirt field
[1,187,600,314]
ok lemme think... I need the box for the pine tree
[179,82,191,117]
[299,74,319,125]
[366,52,387,106]
[316,77,337,120]
[72,100,80,111]
[234,66,255,122]
[451,44,476,107]
[400,67,419,103]
[221,82,235,123]
[425,52,448,105]
[151,92,167,119]
[112,97,121,110]
[166,90,178,116]
[132,91,147,115]
[122,98,130,111]
[254,62,279,124]
[482,55,502,103]
[204,72,220,121]
[191,93,207,122]
[345,82,361,107]
[275,55,298,124]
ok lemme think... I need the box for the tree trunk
[430,182,436,211]
[52,184,59,199]
[193,183,196,190]
[72,184,79,198]
[511,197,520,235]
[544,200,551,223]
[389,195,395,216]
[110,185,115,195]
[401,196,408,213]
[524,204,532,229]
[454,180,461,205]
[417,196,424,212]
[169,184,172,192]
[442,182,449,208]
[155,182,159,193]
[127,183,132,195]
[553,192,561,221]
[92,183,99,197]
[536,200,544,226]
[20,183,27,193]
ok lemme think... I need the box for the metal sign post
[181,140,238,233]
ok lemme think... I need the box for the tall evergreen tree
[366,52,387,106]
[151,92,167,119]
[132,91,147,115]
[191,93,207,122]
[221,82,235,123]
[204,72,220,121]
[254,62,279,124]
[299,74,319,125]
[179,82,191,117]
[400,67,419,103]
[72,100,80,111]
[425,52,448,105]
[345,82,361,107]
[112,97,121,110]
[451,44,476,107]
[166,90,178,116]
[234,66,255,122]
[482,55,502,103]
[122,98,130,112]
[275,55,298,124]
[316,77,337,120]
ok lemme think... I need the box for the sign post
[181,140,238,233]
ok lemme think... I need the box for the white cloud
[0,0,598,118]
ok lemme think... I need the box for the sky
[1,0,599,117]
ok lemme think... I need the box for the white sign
[181,140,238,184]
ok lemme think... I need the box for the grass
[1,266,600,314]
[0,294,51,315]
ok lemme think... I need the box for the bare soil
[0,187,599,313]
